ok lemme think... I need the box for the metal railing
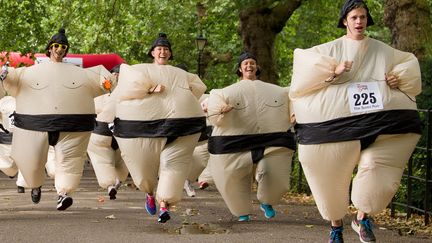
[390,109,432,225]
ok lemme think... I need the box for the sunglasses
[50,43,68,50]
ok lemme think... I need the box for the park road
[0,163,430,243]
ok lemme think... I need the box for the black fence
[291,108,432,226]
[390,109,432,225]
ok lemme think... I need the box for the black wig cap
[236,51,261,77]
[337,0,374,28]
[147,32,173,60]
[45,28,69,57]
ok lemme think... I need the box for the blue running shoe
[238,215,250,222]
[329,226,344,243]
[145,194,157,215]
[260,203,275,219]
[351,217,376,243]
[158,209,171,223]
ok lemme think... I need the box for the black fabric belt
[198,126,213,142]
[113,117,206,138]
[295,109,422,146]
[13,113,96,132]
[93,121,113,136]
[92,121,119,150]
[208,131,296,154]
[0,132,12,144]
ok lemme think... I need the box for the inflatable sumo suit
[0,96,56,184]
[186,94,213,184]
[105,63,206,205]
[87,93,128,189]
[3,62,111,195]
[207,80,296,217]
[289,36,422,220]
[16,146,56,188]
[0,95,17,177]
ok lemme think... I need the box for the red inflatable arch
[0,52,125,70]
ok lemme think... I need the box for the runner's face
[152,46,171,65]
[344,7,367,40]
[49,43,67,62]
[239,58,257,80]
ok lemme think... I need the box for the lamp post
[195,34,207,78]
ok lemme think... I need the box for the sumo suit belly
[294,90,420,220]
[114,102,202,205]
[6,63,103,194]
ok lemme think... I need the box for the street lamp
[195,34,207,78]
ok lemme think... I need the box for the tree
[384,0,432,60]
[384,0,432,108]
[2,0,429,90]
[237,0,302,84]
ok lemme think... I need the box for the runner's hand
[334,61,353,76]
[385,73,399,89]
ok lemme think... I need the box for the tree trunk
[384,0,432,60]
[239,0,302,84]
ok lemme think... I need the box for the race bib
[347,82,383,113]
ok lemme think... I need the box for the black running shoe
[57,195,73,211]
[158,210,171,223]
[17,186,25,193]
[108,186,117,200]
[31,187,41,204]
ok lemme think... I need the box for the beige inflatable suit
[3,62,110,198]
[0,96,55,190]
[87,93,128,198]
[0,96,16,177]
[207,79,295,218]
[105,63,206,206]
[289,36,422,221]
[184,94,213,195]
[16,146,56,190]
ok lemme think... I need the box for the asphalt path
[0,164,430,243]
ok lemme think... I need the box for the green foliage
[418,58,432,109]
[0,0,413,90]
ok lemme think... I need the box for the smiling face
[343,7,368,40]
[151,46,171,65]
[49,43,67,62]
[239,58,258,80]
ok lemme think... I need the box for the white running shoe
[183,180,196,197]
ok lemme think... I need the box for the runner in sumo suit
[0,28,113,210]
